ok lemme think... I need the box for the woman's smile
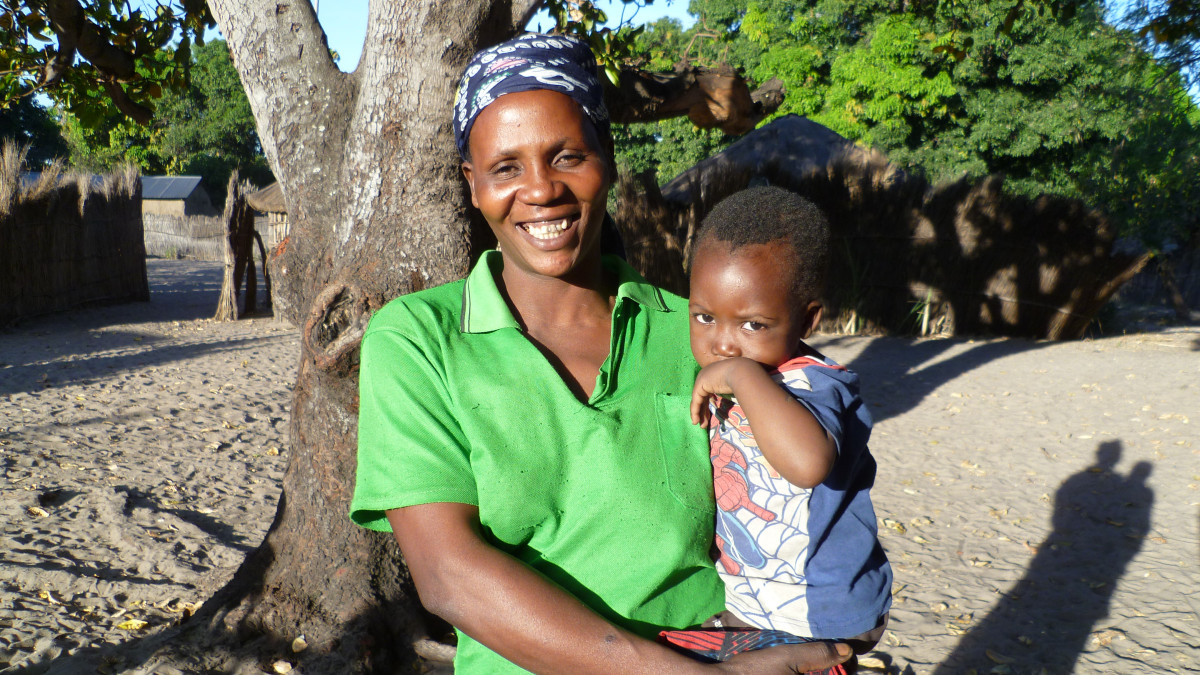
[519,215,576,241]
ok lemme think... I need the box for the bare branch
[605,65,785,135]
[207,0,350,194]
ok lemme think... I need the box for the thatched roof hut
[659,115,904,204]
[617,114,1148,340]
[246,181,286,213]
[246,182,289,250]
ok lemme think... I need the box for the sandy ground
[1,260,297,673]
[2,259,1198,674]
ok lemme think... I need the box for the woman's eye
[556,152,585,167]
[693,314,715,325]
[490,163,519,177]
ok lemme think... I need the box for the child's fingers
[691,386,710,425]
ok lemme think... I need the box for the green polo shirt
[350,251,723,673]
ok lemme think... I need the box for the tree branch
[208,0,351,209]
[42,0,83,87]
[100,76,153,124]
[605,65,785,135]
[511,0,544,33]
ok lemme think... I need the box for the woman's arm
[387,502,850,674]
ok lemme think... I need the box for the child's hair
[693,185,831,304]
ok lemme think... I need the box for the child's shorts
[658,611,887,674]
[657,627,854,674]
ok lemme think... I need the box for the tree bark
[605,65,785,135]
[196,1,523,670]
[214,173,243,322]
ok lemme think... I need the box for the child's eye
[741,321,767,331]
[693,313,715,325]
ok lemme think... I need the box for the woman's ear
[461,161,479,208]
[600,134,617,184]
[801,301,824,339]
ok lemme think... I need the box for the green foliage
[615,0,1200,248]
[813,15,957,149]
[0,96,68,167]
[0,0,214,125]
[63,39,273,204]
[615,116,732,180]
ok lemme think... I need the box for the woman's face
[462,89,612,282]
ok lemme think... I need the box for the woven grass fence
[144,213,225,261]
[614,116,1150,340]
[1,143,148,326]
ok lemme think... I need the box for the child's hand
[691,357,762,426]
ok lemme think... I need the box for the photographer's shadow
[933,440,1153,673]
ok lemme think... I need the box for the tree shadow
[932,440,1154,673]
[0,330,296,396]
[815,334,1051,425]
[7,492,435,675]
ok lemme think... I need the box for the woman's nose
[518,164,561,204]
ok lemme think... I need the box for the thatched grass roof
[660,115,905,204]
[246,182,286,213]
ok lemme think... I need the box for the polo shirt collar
[460,250,670,334]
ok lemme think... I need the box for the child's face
[689,239,819,370]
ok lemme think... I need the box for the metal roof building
[140,176,218,217]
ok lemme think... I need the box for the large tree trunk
[191,1,534,671]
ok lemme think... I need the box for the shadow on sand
[823,334,1051,425]
[932,440,1153,673]
[0,260,282,395]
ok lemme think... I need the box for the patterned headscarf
[453,33,611,160]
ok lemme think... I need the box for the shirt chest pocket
[654,393,715,512]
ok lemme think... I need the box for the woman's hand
[715,640,852,674]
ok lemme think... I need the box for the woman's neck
[498,257,615,332]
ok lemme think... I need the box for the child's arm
[692,357,835,489]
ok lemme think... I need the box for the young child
[661,186,892,668]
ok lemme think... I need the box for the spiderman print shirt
[709,353,892,639]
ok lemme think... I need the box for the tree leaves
[620,0,1198,247]
[0,0,215,123]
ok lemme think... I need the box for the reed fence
[1,144,148,326]
[143,214,225,261]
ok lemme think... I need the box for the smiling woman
[347,33,853,675]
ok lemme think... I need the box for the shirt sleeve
[349,325,477,532]
[776,363,864,458]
